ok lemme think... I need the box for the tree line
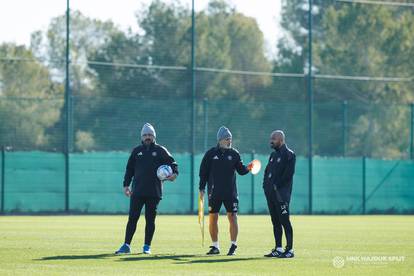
[0,0,413,157]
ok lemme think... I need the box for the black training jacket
[263,144,296,203]
[123,142,178,199]
[199,146,249,200]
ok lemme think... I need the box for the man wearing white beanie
[199,126,254,256]
[115,123,178,255]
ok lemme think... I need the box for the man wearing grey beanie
[115,123,178,255]
[199,126,254,256]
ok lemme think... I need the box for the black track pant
[266,195,293,250]
[124,196,160,246]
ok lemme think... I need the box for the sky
[0,0,282,56]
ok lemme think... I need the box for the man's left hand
[166,173,177,181]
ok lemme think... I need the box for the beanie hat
[217,126,232,141]
[141,123,156,138]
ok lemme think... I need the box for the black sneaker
[227,244,237,256]
[206,246,220,255]
[279,248,294,258]
[264,248,284,258]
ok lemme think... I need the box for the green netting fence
[1,151,413,214]
[1,0,414,214]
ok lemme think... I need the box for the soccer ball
[157,165,173,181]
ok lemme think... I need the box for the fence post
[64,0,71,213]
[203,98,208,152]
[1,146,5,213]
[342,101,348,157]
[362,156,366,214]
[410,103,413,160]
[251,151,255,214]
[307,0,313,215]
[190,0,196,213]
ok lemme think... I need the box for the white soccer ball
[157,165,173,181]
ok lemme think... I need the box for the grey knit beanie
[217,126,232,141]
[141,123,156,138]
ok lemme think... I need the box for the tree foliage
[0,44,63,149]
[0,0,413,157]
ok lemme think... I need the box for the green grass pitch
[0,215,413,275]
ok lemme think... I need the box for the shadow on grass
[37,253,265,264]
[36,253,197,262]
[120,254,264,264]
[174,256,264,264]
[37,253,128,261]
[119,254,198,262]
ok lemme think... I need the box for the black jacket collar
[274,143,287,152]
[141,141,156,150]
[216,144,230,153]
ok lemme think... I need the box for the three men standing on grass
[115,124,296,258]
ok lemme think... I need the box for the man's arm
[123,149,136,187]
[235,152,250,175]
[199,150,211,194]
[160,146,178,181]
[123,149,136,197]
[263,154,272,186]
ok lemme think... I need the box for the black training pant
[265,194,293,250]
[124,196,160,246]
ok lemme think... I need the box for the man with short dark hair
[263,130,296,258]
[115,123,178,255]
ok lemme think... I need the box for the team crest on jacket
[137,152,143,156]
[152,152,157,156]
[227,155,232,161]
[270,158,273,162]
